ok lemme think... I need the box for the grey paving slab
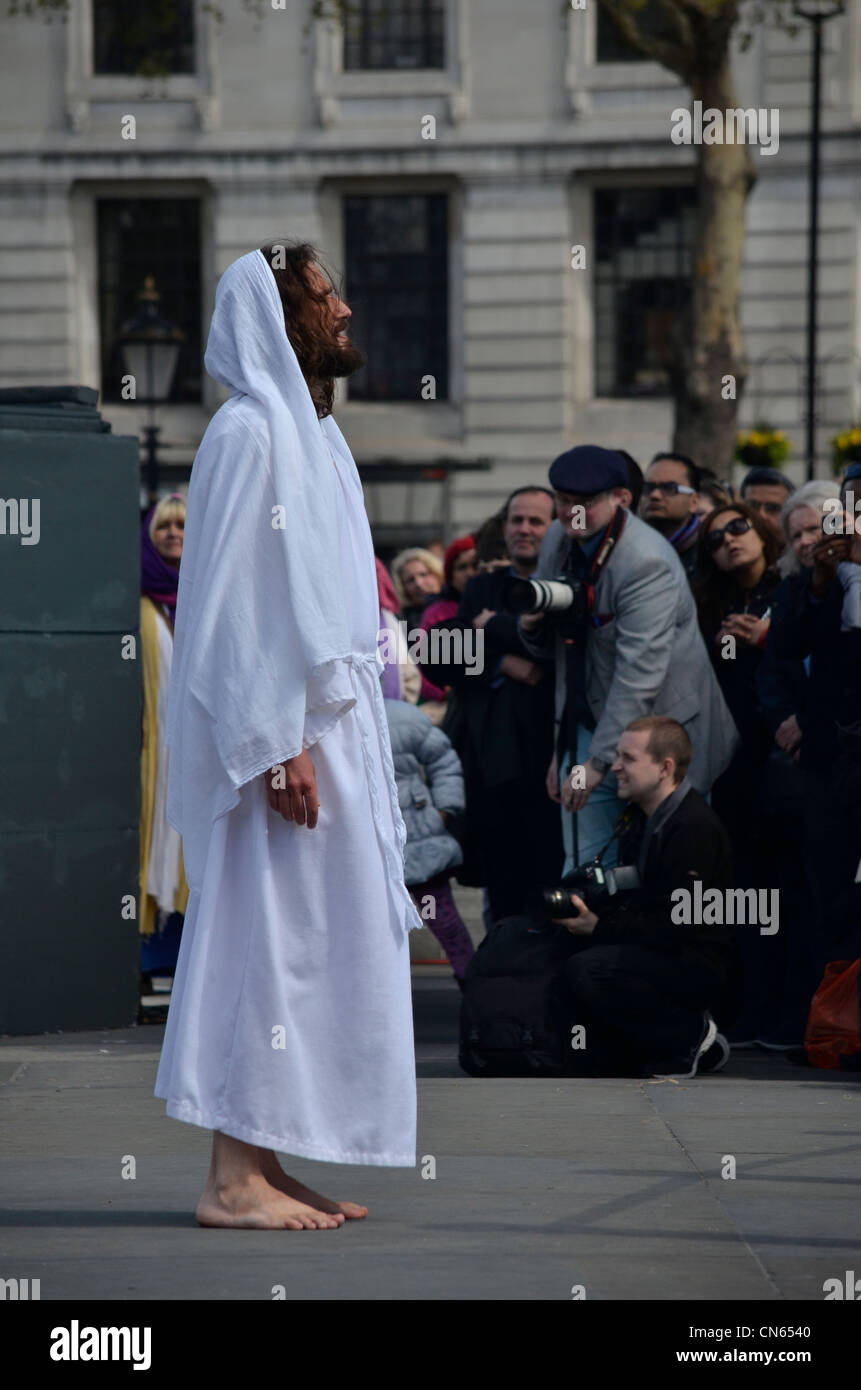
[0,1251,779,1303]
[1,978,859,1301]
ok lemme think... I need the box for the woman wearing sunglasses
[694,503,782,1046]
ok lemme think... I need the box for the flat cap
[548,444,628,496]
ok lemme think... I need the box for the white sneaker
[699,1031,730,1074]
[651,1014,718,1081]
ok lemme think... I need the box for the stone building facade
[1,0,860,544]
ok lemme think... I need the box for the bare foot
[195,1172,345,1230]
[258,1148,368,1220]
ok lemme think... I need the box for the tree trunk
[669,58,756,479]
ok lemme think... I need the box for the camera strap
[588,805,636,868]
[558,505,628,767]
[582,504,627,626]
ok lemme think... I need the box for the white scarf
[166,249,374,887]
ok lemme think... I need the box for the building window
[596,3,677,63]
[92,0,196,77]
[344,194,449,401]
[97,198,202,404]
[343,0,446,71]
[594,187,696,397]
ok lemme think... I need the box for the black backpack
[458,915,578,1077]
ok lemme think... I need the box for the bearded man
[154,243,422,1229]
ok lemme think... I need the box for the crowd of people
[385,449,861,1073]
[137,445,861,1075]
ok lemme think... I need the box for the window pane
[344,0,446,71]
[596,2,677,64]
[344,194,448,401]
[97,199,202,404]
[93,0,195,76]
[593,187,695,397]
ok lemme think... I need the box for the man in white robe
[154,244,423,1229]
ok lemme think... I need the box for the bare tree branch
[597,0,694,79]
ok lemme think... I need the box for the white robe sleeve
[166,413,357,880]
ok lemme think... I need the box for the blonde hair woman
[140,494,189,984]
[390,547,444,624]
[777,480,841,577]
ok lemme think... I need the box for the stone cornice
[1,126,859,189]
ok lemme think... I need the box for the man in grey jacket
[518,445,738,875]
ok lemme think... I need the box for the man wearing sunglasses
[518,444,739,878]
[639,452,702,579]
[740,466,795,545]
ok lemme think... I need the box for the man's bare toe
[333,1201,367,1219]
[195,1176,343,1230]
[257,1157,366,1219]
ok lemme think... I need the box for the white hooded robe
[153,249,422,1166]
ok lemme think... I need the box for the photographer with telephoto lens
[514,445,738,877]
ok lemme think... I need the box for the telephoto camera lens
[502,575,584,615]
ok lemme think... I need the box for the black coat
[768,567,861,769]
[591,788,736,987]
[699,567,781,765]
[423,567,556,787]
[754,573,809,733]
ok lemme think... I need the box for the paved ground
[2,956,860,1301]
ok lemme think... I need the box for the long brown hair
[259,239,337,418]
[693,501,780,637]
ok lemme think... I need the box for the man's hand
[561,758,606,812]
[472,607,496,630]
[546,751,561,803]
[500,653,544,685]
[554,895,598,935]
[775,713,802,754]
[264,749,320,828]
[811,534,853,598]
[718,612,769,648]
[519,612,545,633]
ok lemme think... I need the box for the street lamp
[117,276,185,506]
[792,0,846,480]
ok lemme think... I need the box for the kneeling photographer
[552,717,736,1080]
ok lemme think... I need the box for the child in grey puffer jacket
[384,697,475,984]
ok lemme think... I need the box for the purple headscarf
[141,495,184,622]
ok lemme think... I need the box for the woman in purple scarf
[139,495,189,992]
[141,495,183,624]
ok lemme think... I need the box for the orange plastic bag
[804,960,861,1069]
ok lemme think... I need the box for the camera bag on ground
[458,915,578,1077]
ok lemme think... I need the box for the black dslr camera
[501,573,589,637]
[542,863,640,918]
